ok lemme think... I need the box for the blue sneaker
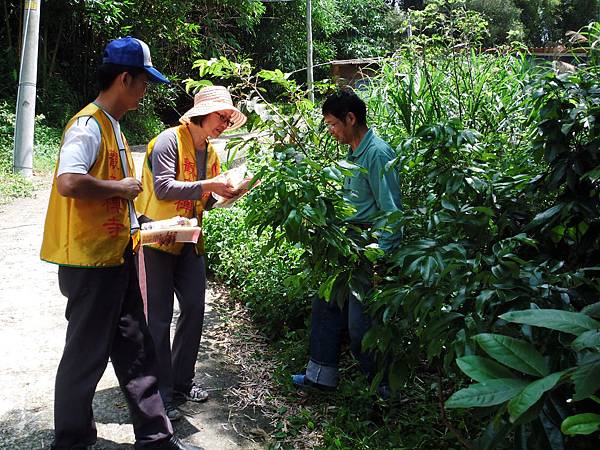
[291,374,335,391]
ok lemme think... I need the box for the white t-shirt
[58,111,128,175]
[57,116,101,176]
[57,109,139,232]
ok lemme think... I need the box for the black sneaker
[165,403,183,422]
[144,435,204,450]
[173,383,209,403]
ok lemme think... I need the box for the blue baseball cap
[102,36,170,84]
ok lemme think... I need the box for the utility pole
[306,0,314,102]
[13,0,41,178]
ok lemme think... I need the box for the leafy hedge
[195,10,600,450]
[203,206,309,337]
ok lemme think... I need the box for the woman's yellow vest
[40,103,137,267]
[135,124,221,255]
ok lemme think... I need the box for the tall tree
[246,0,400,73]
[514,0,561,45]
[467,0,524,44]
[559,0,600,38]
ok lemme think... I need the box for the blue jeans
[305,292,375,388]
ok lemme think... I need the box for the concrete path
[0,165,267,449]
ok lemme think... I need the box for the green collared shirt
[344,128,402,252]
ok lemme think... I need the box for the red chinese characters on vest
[104,198,123,214]
[175,200,194,214]
[182,157,196,182]
[108,149,119,170]
[176,157,197,214]
[102,216,126,237]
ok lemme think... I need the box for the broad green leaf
[572,359,600,401]
[322,166,342,181]
[283,209,301,240]
[527,204,563,228]
[500,309,600,335]
[319,273,337,301]
[473,334,549,377]
[583,167,600,183]
[456,355,515,382]
[508,371,565,422]
[441,199,457,212]
[445,174,464,194]
[420,256,438,283]
[511,233,538,248]
[561,413,600,436]
[445,378,528,409]
[388,359,409,391]
[337,160,361,171]
[582,301,600,319]
[364,243,384,263]
[572,330,600,351]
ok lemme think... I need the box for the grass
[0,130,61,205]
[267,331,472,450]
[0,100,62,204]
[0,172,34,204]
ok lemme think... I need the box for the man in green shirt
[293,88,402,393]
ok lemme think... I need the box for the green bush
[0,101,61,202]
[0,101,15,174]
[121,103,167,146]
[33,119,62,172]
[36,75,81,128]
[192,11,600,450]
[203,206,309,337]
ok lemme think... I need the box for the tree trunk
[17,0,23,66]
[41,14,47,90]
[46,17,64,89]
[3,0,13,49]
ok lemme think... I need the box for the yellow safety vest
[40,103,137,267]
[135,124,221,255]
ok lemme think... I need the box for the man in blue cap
[41,36,203,450]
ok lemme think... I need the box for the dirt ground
[0,164,269,449]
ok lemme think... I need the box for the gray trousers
[54,247,172,449]
[142,244,206,404]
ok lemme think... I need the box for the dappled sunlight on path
[0,176,266,449]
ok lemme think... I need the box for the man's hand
[118,177,143,200]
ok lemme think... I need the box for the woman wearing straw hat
[136,85,247,421]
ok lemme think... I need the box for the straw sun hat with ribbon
[180,85,247,131]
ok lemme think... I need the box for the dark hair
[96,63,146,91]
[189,115,207,126]
[322,87,367,126]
